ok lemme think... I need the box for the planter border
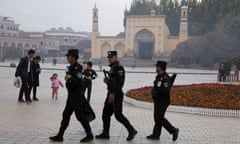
[124,96,240,118]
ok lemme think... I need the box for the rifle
[103,69,110,80]
[168,73,177,91]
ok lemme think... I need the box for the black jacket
[66,62,84,101]
[15,56,32,79]
[32,63,40,86]
[151,72,170,104]
[66,62,96,121]
[82,69,97,83]
[107,61,125,95]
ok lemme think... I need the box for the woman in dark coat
[29,56,41,101]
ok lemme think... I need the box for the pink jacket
[50,77,64,88]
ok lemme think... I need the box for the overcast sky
[0,0,133,35]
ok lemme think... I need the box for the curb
[124,96,240,118]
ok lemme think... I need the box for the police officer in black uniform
[49,49,93,143]
[147,61,179,141]
[96,51,137,141]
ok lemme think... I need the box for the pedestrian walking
[49,49,94,143]
[218,64,226,82]
[15,49,35,103]
[82,61,97,103]
[96,51,137,141]
[146,61,179,141]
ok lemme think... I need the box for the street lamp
[1,44,6,62]
[0,45,3,62]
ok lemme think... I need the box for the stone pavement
[0,67,239,144]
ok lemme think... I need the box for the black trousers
[218,75,226,82]
[83,81,92,103]
[153,101,176,137]
[18,78,31,101]
[58,100,92,137]
[29,86,37,99]
[102,92,135,135]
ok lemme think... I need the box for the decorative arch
[114,43,125,57]
[17,43,23,48]
[24,43,30,49]
[135,29,155,41]
[3,42,8,48]
[134,29,155,59]
[10,42,16,48]
[32,44,37,49]
[101,42,111,58]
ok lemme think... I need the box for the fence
[225,74,239,82]
[219,74,239,82]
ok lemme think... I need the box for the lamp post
[21,48,25,57]
[1,45,6,62]
[0,46,3,62]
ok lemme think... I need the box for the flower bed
[126,84,240,110]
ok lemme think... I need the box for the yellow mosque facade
[91,5,188,60]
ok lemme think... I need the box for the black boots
[49,135,63,142]
[49,135,94,143]
[146,128,179,141]
[126,129,138,141]
[96,130,137,141]
[146,134,160,140]
[172,128,179,141]
[95,133,110,139]
[80,135,94,143]
[33,97,39,101]
[49,129,178,142]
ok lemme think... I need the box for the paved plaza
[0,66,239,144]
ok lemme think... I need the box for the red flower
[126,83,240,110]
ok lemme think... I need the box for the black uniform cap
[107,51,117,58]
[65,49,79,59]
[155,61,167,71]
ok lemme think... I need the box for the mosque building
[91,4,188,60]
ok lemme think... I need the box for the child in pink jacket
[50,73,64,100]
